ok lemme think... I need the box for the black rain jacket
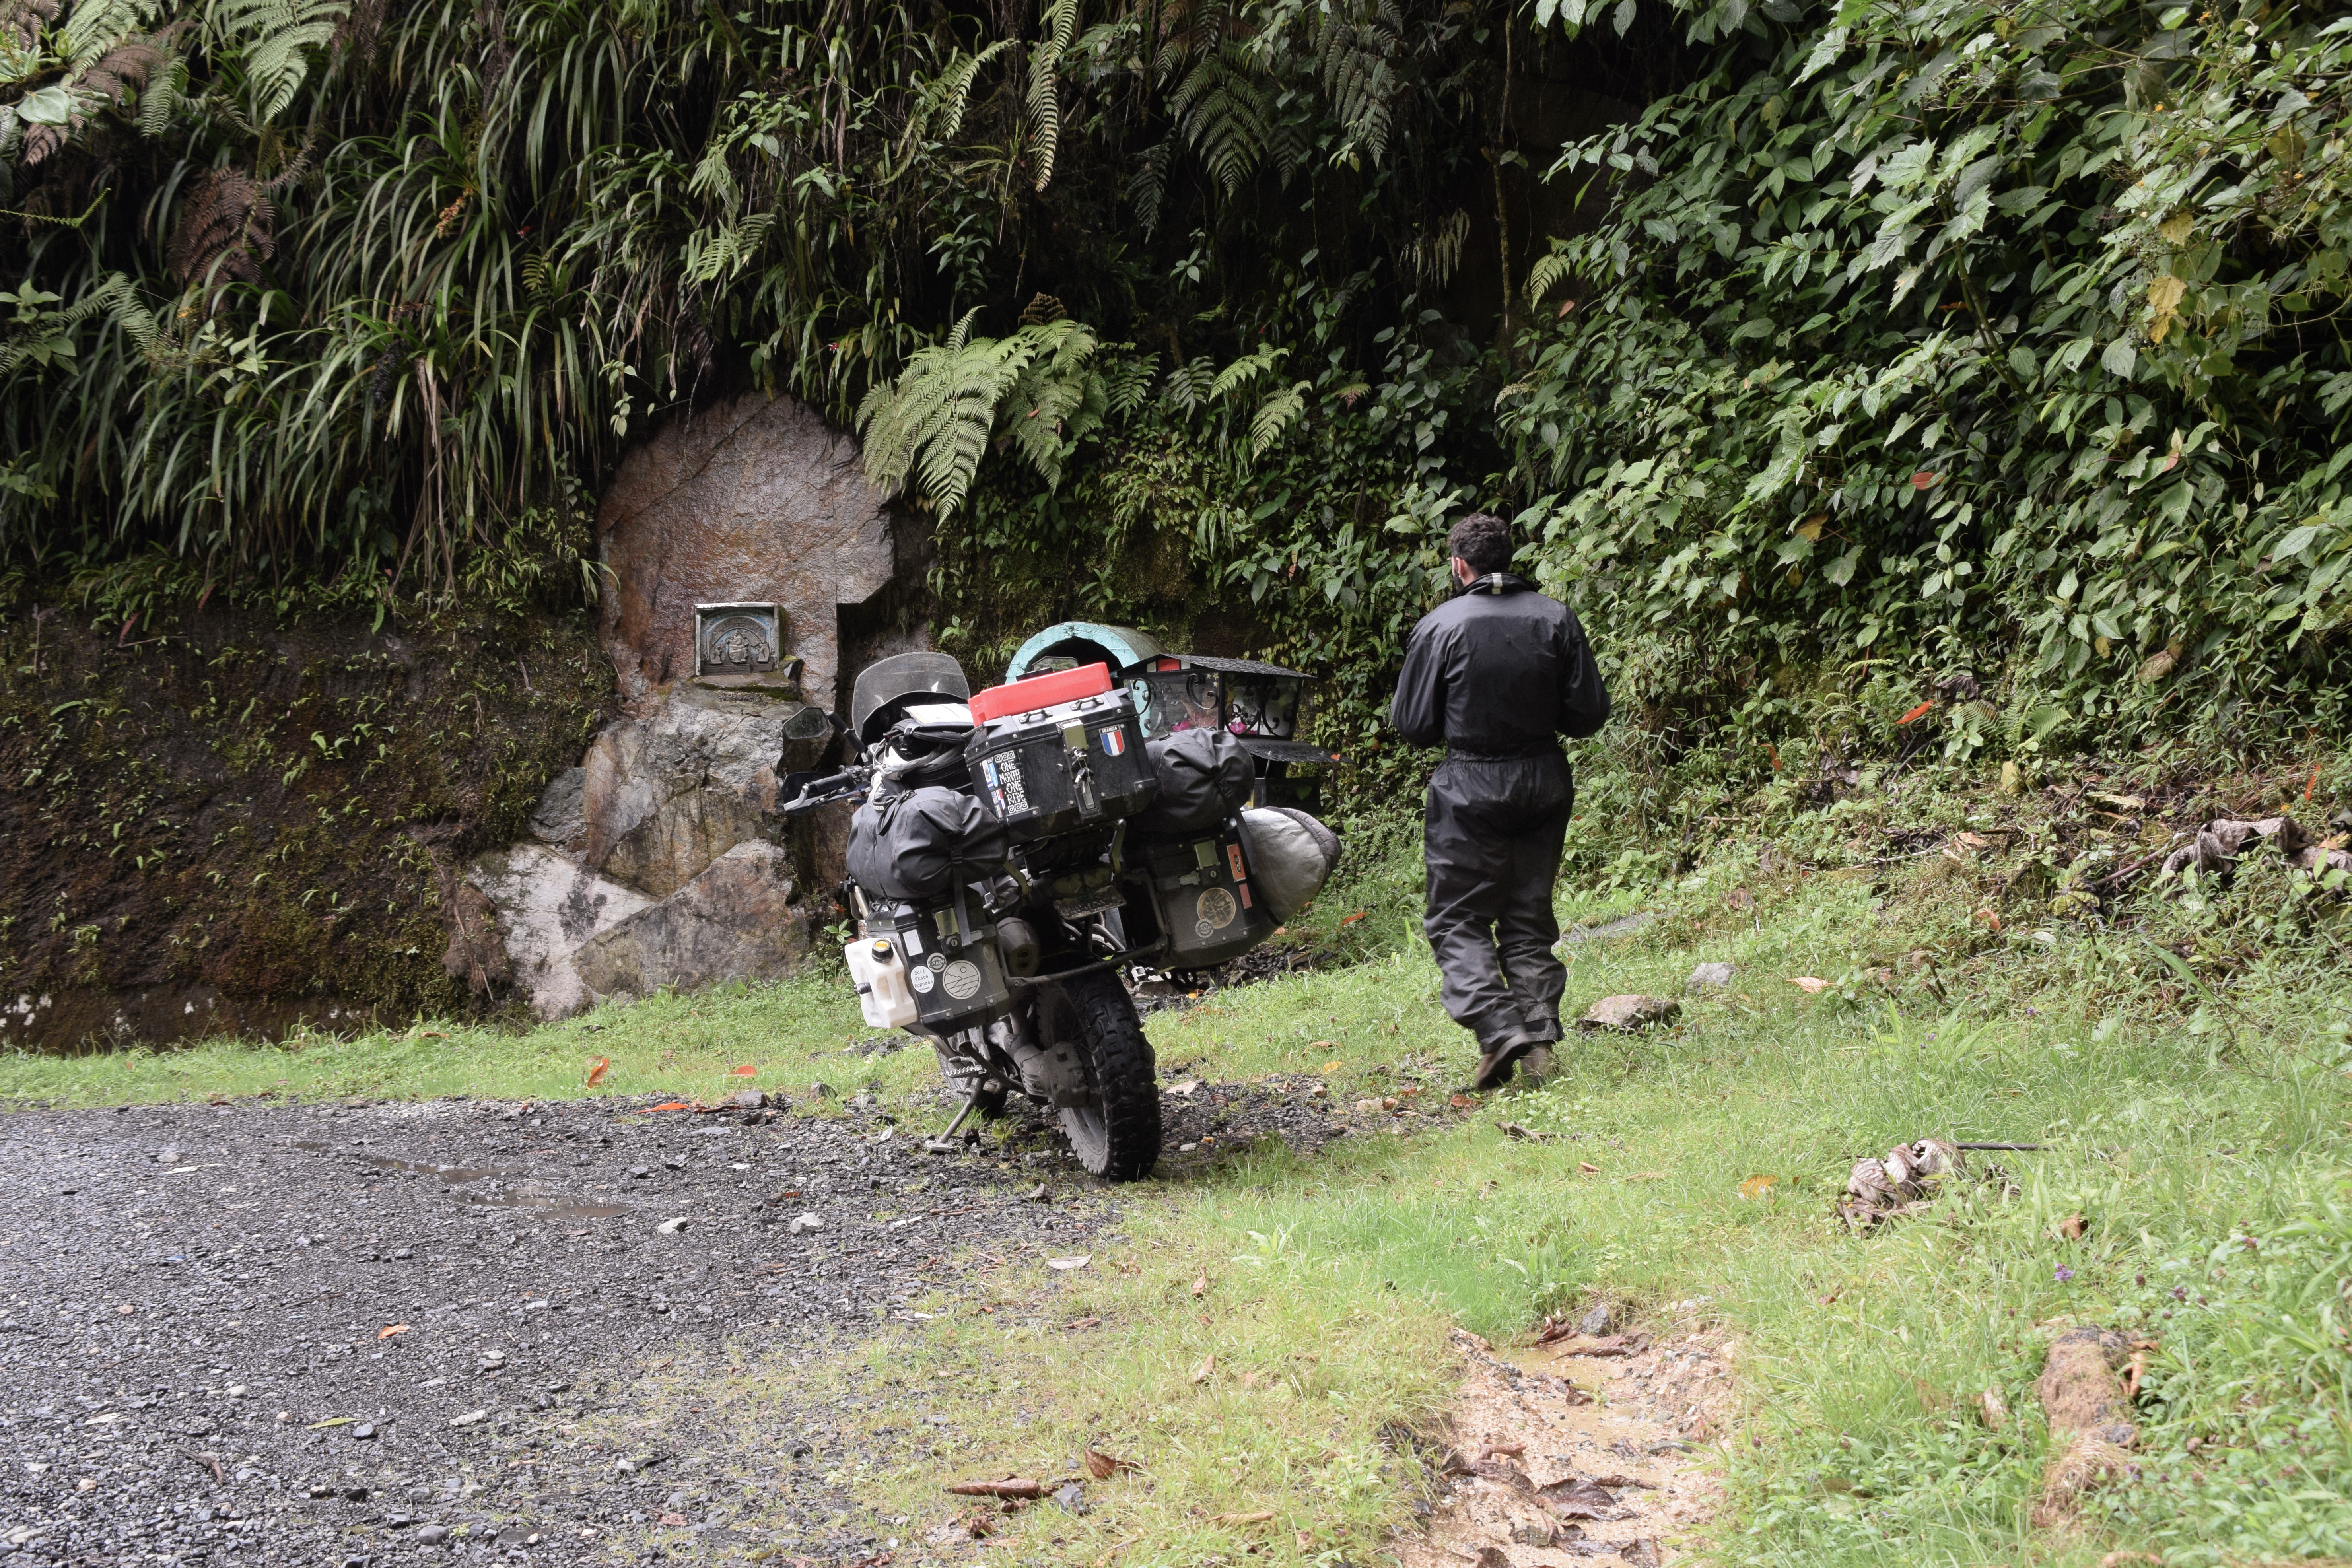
[1389,573,1610,757]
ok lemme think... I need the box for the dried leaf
[1897,699,1936,725]
[1212,1510,1276,1525]
[2055,1212,2087,1241]
[1738,1174,1780,1199]
[1789,976,1830,993]
[1191,1271,1209,1298]
[1082,1447,1136,1480]
[1577,1160,1600,1175]
[1190,1354,1215,1384]
[585,1057,609,1086]
[1976,1388,2008,1430]
[731,1064,756,1077]
[376,1323,410,1340]
[1046,1255,1091,1271]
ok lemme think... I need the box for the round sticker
[1195,887,1238,931]
[909,963,937,995]
[942,959,984,1000]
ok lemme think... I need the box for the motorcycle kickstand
[921,1094,982,1155]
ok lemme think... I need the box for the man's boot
[1471,1031,1539,1091]
[1517,1045,1556,1087]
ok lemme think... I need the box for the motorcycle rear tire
[1032,968,1161,1181]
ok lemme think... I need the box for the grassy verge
[7,774,2350,1567]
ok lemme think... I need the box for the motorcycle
[782,651,1337,1181]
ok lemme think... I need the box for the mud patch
[1398,1323,1733,1568]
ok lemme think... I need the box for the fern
[1027,0,1077,191]
[1209,341,1286,401]
[207,0,347,122]
[1315,0,1401,169]
[1526,246,1578,305]
[682,212,773,286]
[1130,136,1172,235]
[1161,357,1215,414]
[910,37,1012,145]
[1169,41,1269,195]
[1403,208,1470,288]
[1099,349,1158,416]
[1249,378,1308,457]
[857,312,1108,516]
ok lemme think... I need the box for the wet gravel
[0,1077,1422,1566]
[0,1094,1129,1566]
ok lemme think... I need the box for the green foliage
[1503,0,2352,756]
[0,0,1491,595]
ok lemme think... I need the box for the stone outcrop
[597,393,901,715]
[465,395,933,1020]
[468,845,655,1020]
[573,841,809,1000]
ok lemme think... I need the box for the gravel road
[0,1077,1367,1567]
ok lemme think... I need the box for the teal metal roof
[1003,622,1168,680]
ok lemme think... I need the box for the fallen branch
[947,1478,1043,1499]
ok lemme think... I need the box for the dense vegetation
[0,0,2346,767]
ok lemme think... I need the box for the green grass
[7,802,2350,1568]
[0,968,903,1110]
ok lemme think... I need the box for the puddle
[293,1141,628,1220]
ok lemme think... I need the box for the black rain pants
[1421,751,1572,1050]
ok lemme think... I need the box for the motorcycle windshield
[851,652,971,742]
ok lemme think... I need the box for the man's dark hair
[1446,513,1513,576]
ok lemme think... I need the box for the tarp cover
[1239,807,1341,921]
[847,785,1009,900]
[1131,729,1253,835]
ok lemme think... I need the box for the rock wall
[0,597,614,1048]
[463,394,932,1018]
[597,393,910,717]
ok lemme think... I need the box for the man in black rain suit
[1390,513,1610,1090]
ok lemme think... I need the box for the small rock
[809,1082,836,1098]
[1052,1481,1087,1515]
[450,1410,489,1427]
[788,1213,824,1236]
[1353,1098,1384,1117]
[416,1525,450,1545]
[1021,1183,1050,1203]
[1577,994,1681,1032]
[1687,962,1736,990]
[657,1217,690,1235]
[155,1146,182,1166]
[351,1423,376,1440]
[724,1089,766,1109]
[391,1247,413,1260]
[1576,1300,1617,1337]
[628,1165,652,1179]
[1510,1518,1559,1546]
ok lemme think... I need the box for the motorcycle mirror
[781,705,833,743]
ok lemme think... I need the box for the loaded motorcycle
[781,652,1338,1181]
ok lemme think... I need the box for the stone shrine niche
[597,393,900,717]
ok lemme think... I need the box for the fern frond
[207,0,348,122]
[1161,358,1215,414]
[1209,342,1285,400]
[1099,350,1157,416]
[857,312,1093,515]
[1027,0,1078,190]
[1250,378,1309,458]
[1315,0,1401,168]
[60,0,145,71]
[1170,43,1269,195]
[1131,136,1172,235]
[913,37,1012,144]
[1527,246,1576,304]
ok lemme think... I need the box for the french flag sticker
[1098,729,1127,757]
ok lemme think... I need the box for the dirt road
[0,1093,1127,1565]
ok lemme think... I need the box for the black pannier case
[880,898,1013,1028]
[1133,820,1277,970]
[966,688,1157,842]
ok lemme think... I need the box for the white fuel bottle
[845,937,919,1029]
